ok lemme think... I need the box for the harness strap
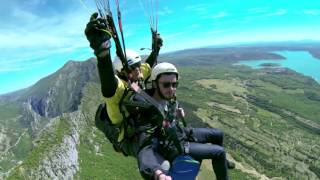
[135,88,166,119]
[119,87,131,139]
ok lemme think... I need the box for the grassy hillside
[76,82,142,179]
[177,65,320,179]
[6,82,142,179]
[0,102,32,174]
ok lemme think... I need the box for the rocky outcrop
[1,58,98,179]
[36,130,79,179]
[26,59,98,118]
[25,111,84,180]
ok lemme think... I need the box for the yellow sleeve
[141,63,151,80]
[104,76,129,124]
[104,76,130,142]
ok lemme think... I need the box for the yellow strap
[98,28,113,37]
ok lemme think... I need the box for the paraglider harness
[95,86,166,155]
[95,103,122,152]
[153,99,201,180]
[157,98,190,161]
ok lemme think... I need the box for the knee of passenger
[217,129,224,139]
[212,146,226,159]
[211,128,224,145]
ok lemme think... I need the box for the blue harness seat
[169,155,200,180]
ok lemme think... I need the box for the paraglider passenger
[85,13,171,180]
[140,62,235,180]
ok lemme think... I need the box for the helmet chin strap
[156,86,166,100]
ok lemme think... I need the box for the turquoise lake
[237,51,320,83]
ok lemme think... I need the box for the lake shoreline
[236,51,320,83]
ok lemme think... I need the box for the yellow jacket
[104,63,151,141]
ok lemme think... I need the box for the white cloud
[206,29,230,36]
[185,4,208,12]
[186,23,201,30]
[241,8,288,22]
[303,9,320,15]
[200,11,229,20]
[162,32,186,40]
[158,6,173,16]
[264,9,287,17]
[0,2,94,73]
[0,55,48,73]
[0,66,25,73]
[0,6,90,49]
[213,29,320,46]
[12,7,38,22]
[184,4,211,16]
[211,12,228,19]
[0,45,91,73]
[24,0,47,7]
[248,7,270,14]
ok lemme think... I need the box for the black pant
[138,128,229,180]
[187,128,229,180]
[120,138,139,157]
[138,143,168,180]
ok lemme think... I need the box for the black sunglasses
[159,81,179,88]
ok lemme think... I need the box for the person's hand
[84,12,112,57]
[152,32,163,51]
[154,170,172,180]
[130,82,140,92]
[176,107,185,119]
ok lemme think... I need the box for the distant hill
[1,44,320,179]
[160,42,320,66]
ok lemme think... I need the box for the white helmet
[150,62,179,81]
[113,49,142,72]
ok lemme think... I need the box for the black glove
[85,12,111,57]
[152,33,163,51]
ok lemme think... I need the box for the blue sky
[1,0,320,94]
